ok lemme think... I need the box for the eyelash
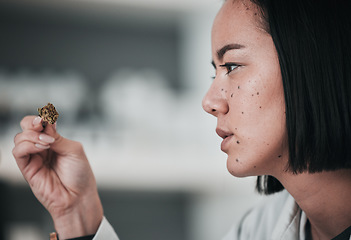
[210,62,240,79]
[219,63,240,75]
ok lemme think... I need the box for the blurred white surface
[0,70,88,124]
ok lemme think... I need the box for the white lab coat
[93,217,119,239]
[223,190,351,240]
[222,190,307,240]
[94,190,351,240]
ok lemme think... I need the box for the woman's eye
[219,63,239,75]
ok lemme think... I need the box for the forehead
[215,0,261,25]
[212,0,265,53]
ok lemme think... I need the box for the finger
[51,135,85,157]
[12,141,49,171]
[14,130,55,146]
[42,124,67,152]
[20,154,46,182]
[43,123,57,136]
[27,121,87,160]
[20,116,44,132]
[13,143,48,182]
[17,122,84,161]
[41,123,82,155]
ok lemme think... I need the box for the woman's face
[203,0,288,177]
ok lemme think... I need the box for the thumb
[43,123,83,156]
[43,122,57,136]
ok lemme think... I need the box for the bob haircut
[248,0,351,194]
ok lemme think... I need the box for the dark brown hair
[249,0,351,194]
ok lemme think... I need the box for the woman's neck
[276,169,351,240]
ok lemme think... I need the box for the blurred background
[0,0,263,239]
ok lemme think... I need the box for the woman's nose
[202,81,229,117]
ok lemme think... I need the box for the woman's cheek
[225,82,286,176]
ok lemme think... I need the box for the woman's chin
[226,157,260,178]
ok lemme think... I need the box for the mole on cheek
[231,93,234,98]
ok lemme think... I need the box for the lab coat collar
[271,193,307,240]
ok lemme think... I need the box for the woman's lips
[221,134,234,152]
[216,128,234,152]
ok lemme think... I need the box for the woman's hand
[12,115,103,239]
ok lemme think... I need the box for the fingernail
[33,117,42,126]
[35,143,50,149]
[53,123,57,130]
[39,134,55,143]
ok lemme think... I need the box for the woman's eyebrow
[217,43,245,61]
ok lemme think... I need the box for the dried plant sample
[38,103,59,124]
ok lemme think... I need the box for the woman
[12,0,351,239]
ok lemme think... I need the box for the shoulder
[222,190,296,240]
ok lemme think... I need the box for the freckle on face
[210,0,286,178]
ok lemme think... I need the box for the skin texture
[203,1,351,239]
[203,0,288,178]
